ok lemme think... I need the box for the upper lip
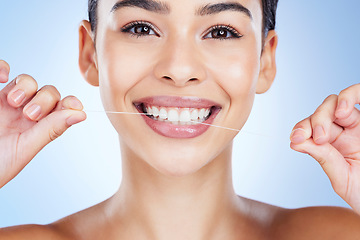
[133,96,222,109]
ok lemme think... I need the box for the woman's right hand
[0,60,86,188]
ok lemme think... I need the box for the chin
[149,154,211,177]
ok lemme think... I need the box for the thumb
[18,109,86,161]
[290,139,350,196]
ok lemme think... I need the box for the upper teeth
[145,106,211,124]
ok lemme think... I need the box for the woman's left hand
[290,84,360,214]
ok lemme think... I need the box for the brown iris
[134,25,150,34]
[211,29,228,38]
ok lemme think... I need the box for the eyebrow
[111,0,170,14]
[196,2,253,20]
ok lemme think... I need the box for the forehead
[98,0,262,22]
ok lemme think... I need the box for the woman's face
[84,0,275,176]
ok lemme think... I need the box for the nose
[153,37,206,87]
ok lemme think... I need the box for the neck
[109,141,243,240]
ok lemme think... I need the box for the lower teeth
[150,117,205,125]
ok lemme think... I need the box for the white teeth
[144,105,213,125]
[190,109,199,121]
[159,108,167,120]
[147,107,153,115]
[152,106,159,117]
[179,109,191,122]
[199,108,205,119]
[168,109,179,122]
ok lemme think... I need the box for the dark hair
[88,0,278,37]
[88,0,98,33]
[261,0,278,37]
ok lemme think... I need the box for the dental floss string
[84,110,273,138]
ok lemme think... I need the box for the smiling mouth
[133,96,222,138]
[136,103,218,125]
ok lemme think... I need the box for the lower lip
[137,108,221,138]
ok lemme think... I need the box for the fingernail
[26,104,41,120]
[314,125,325,141]
[66,114,85,126]
[69,98,83,110]
[336,100,347,117]
[10,89,26,105]
[290,128,306,143]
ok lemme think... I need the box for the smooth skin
[0,60,86,189]
[290,86,360,215]
[1,0,360,239]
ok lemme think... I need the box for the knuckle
[316,156,326,167]
[65,95,77,100]
[316,147,332,167]
[0,97,4,110]
[38,85,61,102]
[63,95,77,103]
[314,97,337,116]
[49,127,63,141]
[353,83,360,91]
[294,122,306,130]
[339,84,360,96]
[17,74,33,82]
[16,74,38,91]
[321,94,337,105]
[313,106,323,115]
[41,85,60,94]
[339,88,347,95]
[310,111,322,122]
[293,117,310,130]
[310,112,331,130]
[328,94,338,100]
[338,88,350,98]
[349,83,360,91]
[299,117,310,125]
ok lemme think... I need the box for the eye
[121,21,159,37]
[204,25,243,40]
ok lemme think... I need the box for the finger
[290,117,312,144]
[18,109,87,162]
[0,60,10,83]
[290,139,349,196]
[335,84,360,127]
[53,95,84,112]
[22,85,61,121]
[309,94,342,145]
[6,74,38,108]
[335,107,360,129]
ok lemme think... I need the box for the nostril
[161,75,199,85]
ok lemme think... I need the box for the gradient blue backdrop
[0,0,359,227]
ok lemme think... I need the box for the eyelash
[121,21,160,37]
[204,24,243,40]
[120,21,243,40]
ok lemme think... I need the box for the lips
[133,96,222,138]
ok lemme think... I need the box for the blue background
[0,0,359,227]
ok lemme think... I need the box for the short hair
[88,0,278,38]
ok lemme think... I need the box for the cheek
[97,33,158,111]
[225,54,259,95]
[202,38,261,132]
[205,41,260,102]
